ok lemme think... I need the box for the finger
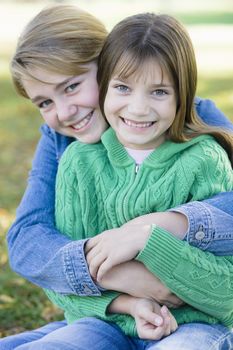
[150,325,166,340]
[89,254,107,279]
[160,305,169,317]
[96,258,114,281]
[86,245,100,264]
[86,247,103,269]
[160,305,178,336]
[85,236,100,254]
[170,314,178,332]
[138,327,160,340]
[138,308,163,327]
[159,305,172,336]
[162,295,184,308]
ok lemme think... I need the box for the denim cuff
[169,201,214,250]
[63,240,102,296]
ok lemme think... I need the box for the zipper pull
[135,164,140,174]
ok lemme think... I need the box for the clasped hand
[85,223,151,281]
[131,298,178,340]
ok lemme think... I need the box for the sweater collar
[101,128,133,167]
[101,127,212,168]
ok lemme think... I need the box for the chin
[82,134,102,144]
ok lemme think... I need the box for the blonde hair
[11,4,107,98]
[97,13,233,163]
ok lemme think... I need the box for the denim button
[195,230,205,240]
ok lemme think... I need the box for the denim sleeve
[7,124,101,296]
[173,195,233,256]
[173,98,233,255]
[194,96,233,131]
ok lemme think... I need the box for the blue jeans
[1,318,232,350]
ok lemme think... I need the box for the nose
[127,93,150,117]
[56,100,78,123]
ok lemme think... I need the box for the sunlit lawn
[0,0,232,337]
[0,76,63,337]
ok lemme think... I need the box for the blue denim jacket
[7,97,233,296]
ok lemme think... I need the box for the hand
[85,223,151,281]
[131,298,178,340]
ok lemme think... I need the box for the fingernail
[154,315,163,326]
[161,305,168,314]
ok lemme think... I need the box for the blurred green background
[0,0,232,337]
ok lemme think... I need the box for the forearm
[136,225,233,327]
[46,288,121,321]
[107,294,136,315]
[7,125,100,296]
[99,260,182,307]
[127,211,188,240]
[127,191,233,256]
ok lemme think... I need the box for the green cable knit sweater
[46,128,233,336]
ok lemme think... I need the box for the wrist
[107,294,138,316]
[128,296,140,317]
[140,224,152,250]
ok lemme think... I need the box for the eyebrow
[150,83,174,88]
[112,77,173,88]
[31,77,73,104]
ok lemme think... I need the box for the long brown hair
[11,4,107,98]
[97,13,233,164]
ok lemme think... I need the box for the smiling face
[22,62,108,143]
[104,59,177,150]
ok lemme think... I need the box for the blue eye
[153,89,167,96]
[66,83,80,93]
[116,84,130,93]
[39,99,52,109]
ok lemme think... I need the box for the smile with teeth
[71,111,94,130]
[122,117,155,128]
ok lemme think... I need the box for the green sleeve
[136,225,233,327]
[45,289,137,336]
[45,288,119,320]
[185,139,233,201]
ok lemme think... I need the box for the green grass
[0,2,233,337]
[0,76,63,337]
[177,12,233,25]
[0,77,42,211]
[197,75,233,118]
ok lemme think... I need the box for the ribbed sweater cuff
[136,225,185,280]
[77,291,120,318]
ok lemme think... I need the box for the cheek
[103,91,111,116]
[104,90,120,116]
[166,99,177,122]
[85,81,100,106]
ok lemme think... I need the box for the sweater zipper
[135,164,140,174]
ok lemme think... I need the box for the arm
[195,97,233,131]
[136,226,233,327]
[7,124,101,296]
[98,195,233,326]
[45,276,177,340]
[99,260,183,308]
